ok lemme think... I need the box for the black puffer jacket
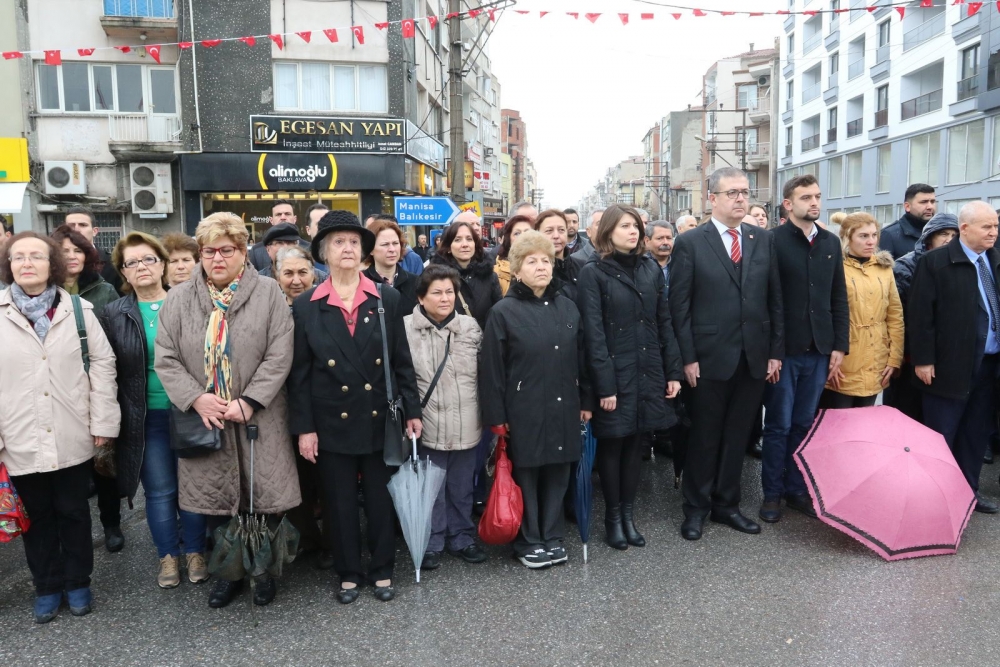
[429,253,502,330]
[364,265,418,317]
[552,255,581,302]
[99,294,151,503]
[577,252,683,439]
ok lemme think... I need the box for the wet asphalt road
[1,453,999,667]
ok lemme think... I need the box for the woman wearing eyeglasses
[100,232,210,591]
[154,213,300,610]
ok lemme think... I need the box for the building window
[874,204,894,227]
[828,155,843,199]
[48,212,124,253]
[846,151,862,196]
[947,120,985,185]
[876,20,890,64]
[827,106,838,143]
[959,44,980,101]
[103,0,173,17]
[944,199,976,215]
[738,84,758,109]
[828,52,839,89]
[875,85,888,128]
[36,62,176,114]
[785,126,793,157]
[788,33,795,58]
[908,131,941,186]
[273,62,388,112]
[876,144,891,194]
[830,0,840,32]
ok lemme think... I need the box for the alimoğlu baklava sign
[250,115,406,154]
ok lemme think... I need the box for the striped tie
[728,228,741,263]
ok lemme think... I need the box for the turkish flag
[352,25,365,44]
[671,13,681,19]
[641,13,654,19]
[323,29,339,42]
[895,7,905,18]
[539,11,549,18]
[401,19,415,38]
[920,0,933,6]
[515,10,529,14]
[2,51,24,60]
[693,9,707,17]
[835,8,851,12]
[867,6,877,12]
[749,12,765,16]
[239,35,256,47]
[146,44,161,63]
[44,50,61,66]
[488,9,496,21]
[178,42,193,49]
[585,13,601,23]
[468,9,481,18]
[968,1,983,15]
[115,45,132,54]
[297,31,311,43]
[619,13,629,24]
[268,34,284,49]
[77,48,95,56]
[375,22,389,30]
[201,39,222,48]
[803,10,818,16]
[446,12,458,19]
[427,16,438,29]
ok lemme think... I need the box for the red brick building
[501,108,528,204]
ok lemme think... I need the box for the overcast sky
[489,0,785,208]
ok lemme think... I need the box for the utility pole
[448,0,465,200]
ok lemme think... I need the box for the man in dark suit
[670,167,784,540]
[909,200,1000,513]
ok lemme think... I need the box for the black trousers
[12,460,94,596]
[94,470,121,529]
[318,450,395,585]
[682,354,765,518]
[882,363,923,422]
[287,452,331,553]
[818,389,878,409]
[512,464,571,555]
[595,434,642,511]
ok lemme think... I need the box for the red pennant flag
[671,13,682,19]
[920,0,933,6]
[2,51,24,60]
[77,48,95,56]
[401,19,415,38]
[867,6,877,12]
[296,31,311,43]
[539,11,549,18]
[352,25,365,44]
[692,9,707,16]
[44,50,61,66]
[895,6,905,18]
[641,12,654,19]
[446,12,459,19]
[969,1,983,14]
[721,11,735,15]
[954,0,966,4]
[375,22,388,30]
[514,9,529,14]
[619,13,629,24]
[835,7,851,12]
[115,45,131,54]
[776,10,789,14]
[469,9,481,18]
[201,39,222,48]
[585,13,601,22]
[239,35,256,46]
[803,10,818,16]
[749,12,765,16]
[487,9,496,21]
[427,16,438,29]
[178,41,193,49]
[146,44,161,63]
[567,12,579,19]
[323,28,339,42]
[268,34,284,49]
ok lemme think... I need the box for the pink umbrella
[794,406,975,561]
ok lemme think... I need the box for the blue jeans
[141,410,207,558]
[761,351,829,501]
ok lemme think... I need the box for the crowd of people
[1,167,998,624]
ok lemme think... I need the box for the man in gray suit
[669,167,785,541]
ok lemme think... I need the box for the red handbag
[478,428,524,545]
[0,462,30,542]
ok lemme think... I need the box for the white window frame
[947,119,985,185]
[35,62,178,115]
[876,143,891,193]
[828,155,844,199]
[908,131,941,187]
[272,61,389,113]
[845,151,863,197]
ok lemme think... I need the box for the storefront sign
[180,153,406,193]
[467,142,483,165]
[483,198,503,217]
[250,115,406,154]
[459,201,482,218]
[256,153,338,190]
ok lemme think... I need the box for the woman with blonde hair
[493,215,536,295]
[820,212,904,408]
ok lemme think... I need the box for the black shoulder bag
[377,285,409,466]
[421,334,451,409]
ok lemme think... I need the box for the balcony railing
[957,75,979,101]
[802,134,820,152]
[900,89,942,120]
[848,58,865,80]
[803,82,821,103]
[803,33,822,55]
[903,12,945,52]
[827,127,838,143]
[828,72,839,89]
[830,13,839,33]
[846,119,862,138]
[744,143,771,160]
[784,143,792,157]
[108,113,182,143]
[103,0,173,17]
[874,109,888,128]
[876,44,889,65]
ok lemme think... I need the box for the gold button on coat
[375,358,382,365]
[342,385,349,392]
[327,359,336,367]
[364,384,372,391]
[372,410,378,417]
[341,412,348,419]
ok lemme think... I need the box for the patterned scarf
[10,283,58,341]
[204,267,244,401]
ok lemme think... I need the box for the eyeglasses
[713,189,752,200]
[9,254,50,265]
[123,255,161,270]
[200,246,239,259]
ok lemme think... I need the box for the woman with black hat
[288,210,422,604]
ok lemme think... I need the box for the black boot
[252,574,277,606]
[620,503,646,547]
[604,505,628,550]
[208,578,243,608]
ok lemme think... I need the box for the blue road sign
[395,196,460,225]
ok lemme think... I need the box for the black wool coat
[288,281,421,455]
[428,253,502,330]
[576,253,683,439]
[480,281,595,468]
[363,265,418,318]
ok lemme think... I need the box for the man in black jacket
[759,175,849,524]
[64,206,123,295]
[879,184,937,259]
[909,200,1000,513]
[670,167,784,541]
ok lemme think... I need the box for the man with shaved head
[909,200,1000,513]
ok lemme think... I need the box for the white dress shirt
[711,218,742,256]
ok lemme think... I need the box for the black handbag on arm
[169,405,223,458]
[377,285,409,466]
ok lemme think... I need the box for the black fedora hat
[311,210,376,261]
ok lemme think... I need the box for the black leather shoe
[422,551,441,570]
[680,515,703,541]
[784,494,818,518]
[620,503,646,547]
[472,501,486,518]
[759,500,782,524]
[208,578,243,608]
[314,549,335,570]
[747,438,763,459]
[985,448,994,464]
[448,543,487,564]
[336,586,361,604]
[710,510,761,535]
[974,493,1000,514]
[104,526,124,553]
[252,575,276,606]
[373,584,395,602]
[604,506,628,550]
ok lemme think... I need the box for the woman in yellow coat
[821,212,904,408]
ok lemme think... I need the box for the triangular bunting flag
[969,1,983,13]
[201,39,222,48]
[115,45,131,53]
[895,6,905,18]
[352,25,365,44]
[776,10,789,14]
[619,13,629,24]
[749,12,765,16]
[487,9,496,21]
[641,12,654,19]
[178,42,193,49]
[920,0,933,6]
[297,31,311,43]
[469,9,482,18]
[239,35,256,47]
[671,13,682,19]
[323,28,339,42]
[77,48,95,56]
[146,44,161,63]
[268,34,284,49]
[585,13,601,22]
[427,16,438,29]
[44,50,61,66]
[567,12,579,19]
[446,12,459,19]
[803,10,818,16]
[2,51,23,59]
[515,9,529,14]
[721,11,735,15]
[867,6,877,12]
[693,9,707,16]
[375,22,388,30]
[834,7,851,12]
[401,19,415,38]
[539,11,549,18]
[954,0,966,4]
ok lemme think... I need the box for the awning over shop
[0,182,27,214]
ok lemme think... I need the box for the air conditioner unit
[44,161,87,195]
[129,162,174,215]
[758,75,770,87]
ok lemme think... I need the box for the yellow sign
[0,138,29,182]
[459,201,482,217]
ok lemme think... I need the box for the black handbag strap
[375,284,394,405]
[421,334,450,409]
[71,294,90,375]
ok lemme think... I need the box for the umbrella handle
[411,433,418,461]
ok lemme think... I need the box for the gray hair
[634,208,650,220]
[274,245,314,274]
[708,167,747,194]
[511,201,535,214]
[958,200,997,226]
[645,220,676,238]
[675,215,697,228]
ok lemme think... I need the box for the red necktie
[728,228,741,263]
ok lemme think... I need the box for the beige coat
[155,264,301,515]
[0,287,120,475]
[404,306,482,450]
[827,251,905,397]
